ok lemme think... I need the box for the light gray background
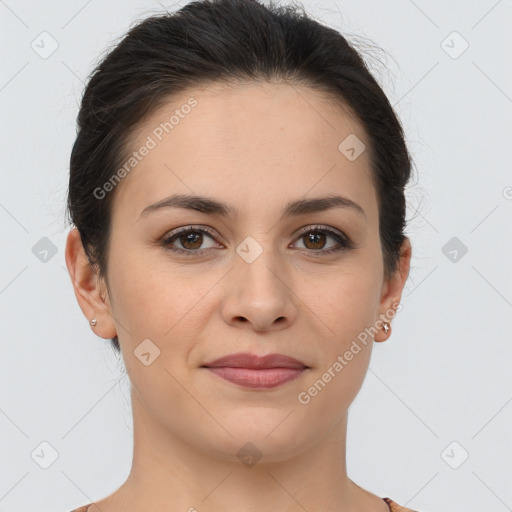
[1,1,511,511]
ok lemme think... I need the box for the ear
[374,237,412,342]
[64,227,117,340]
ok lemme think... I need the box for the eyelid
[168,224,219,239]
[293,224,348,241]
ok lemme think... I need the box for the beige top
[69,497,418,511]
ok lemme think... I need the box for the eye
[160,225,354,257]
[160,226,221,256]
[292,225,353,256]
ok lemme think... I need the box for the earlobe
[374,321,391,343]
[64,228,117,339]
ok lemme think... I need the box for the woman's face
[70,81,410,461]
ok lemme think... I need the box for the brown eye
[293,226,353,256]
[161,225,353,258]
[161,226,220,256]
[179,231,203,250]
[302,231,327,250]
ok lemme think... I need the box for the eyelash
[159,225,354,257]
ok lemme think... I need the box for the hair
[67,0,414,354]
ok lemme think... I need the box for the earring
[383,322,390,334]
[90,318,97,327]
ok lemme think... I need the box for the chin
[201,419,310,463]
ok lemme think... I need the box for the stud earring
[90,318,97,327]
[383,322,390,333]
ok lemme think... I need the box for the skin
[66,80,411,512]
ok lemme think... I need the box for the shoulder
[69,505,90,512]
[383,497,419,511]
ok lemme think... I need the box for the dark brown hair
[67,0,414,353]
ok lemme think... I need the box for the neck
[105,389,384,512]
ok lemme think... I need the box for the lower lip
[205,367,306,389]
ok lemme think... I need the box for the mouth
[201,352,309,389]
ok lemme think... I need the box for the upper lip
[202,352,309,369]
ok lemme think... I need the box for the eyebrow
[137,193,366,222]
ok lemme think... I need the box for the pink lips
[202,353,309,389]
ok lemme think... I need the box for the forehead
[110,80,376,224]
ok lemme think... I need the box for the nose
[220,251,298,332]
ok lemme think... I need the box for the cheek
[298,274,376,412]
[107,247,225,344]
[301,261,381,339]
[296,264,379,401]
